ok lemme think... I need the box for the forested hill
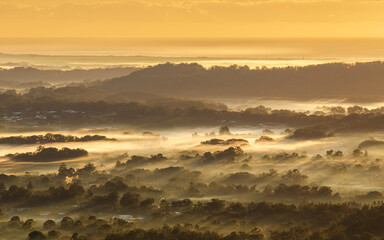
[95,62,384,100]
[0,66,139,83]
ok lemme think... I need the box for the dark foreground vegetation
[7,207,384,240]
[1,183,384,240]
[0,140,383,240]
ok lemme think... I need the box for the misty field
[0,59,384,240]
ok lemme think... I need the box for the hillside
[0,66,139,84]
[95,62,384,101]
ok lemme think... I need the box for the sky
[0,0,383,39]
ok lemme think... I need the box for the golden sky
[0,0,383,38]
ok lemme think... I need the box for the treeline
[287,125,334,140]
[7,218,264,240]
[201,138,249,146]
[0,66,138,83]
[0,86,228,111]
[6,146,88,162]
[0,133,114,145]
[6,62,384,103]
[0,179,340,208]
[4,201,384,240]
[95,62,384,100]
[0,158,378,208]
[3,90,384,131]
[0,160,382,239]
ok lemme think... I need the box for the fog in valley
[0,60,383,240]
[3,0,384,236]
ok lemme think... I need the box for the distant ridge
[94,61,384,100]
[0,66,139,84]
